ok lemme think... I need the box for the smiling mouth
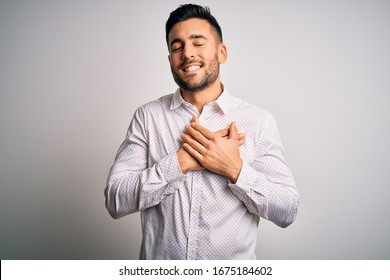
[183,65,200,72]
[182,64,202,73]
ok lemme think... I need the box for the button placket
[186,171,201,259]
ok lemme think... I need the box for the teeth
[185,65,200,72]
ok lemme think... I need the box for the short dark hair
[165,4,223,47]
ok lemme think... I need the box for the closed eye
[193,38,206,47]
[171,43,183,52]
[172,46,182,52]
[169,38,184,52]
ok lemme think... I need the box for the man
[105,4,299,260]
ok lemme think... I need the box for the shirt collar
[214,88,231,114]
[170,88,186,110]
[170,87,232,114]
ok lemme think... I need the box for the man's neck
[180,80,223,114]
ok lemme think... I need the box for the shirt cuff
[228,161,270,199]
[158,151,186,184]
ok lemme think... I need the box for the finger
[181,133,207,154]
[182,143,203,163]
[185,124,210,147]
[191,115,199,125]
[238,133,246,146]
[229,122,238,139]
[191,123,215,140]
[214,128,229,138]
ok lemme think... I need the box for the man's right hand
[177,146,203,174]
[177,117,245,174]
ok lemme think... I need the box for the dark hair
[165,4,223,46]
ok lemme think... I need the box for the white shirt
[105,88,299,259]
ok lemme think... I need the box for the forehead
[168,18,216,44]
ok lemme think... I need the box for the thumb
[229,122,238,139]
[192,115,199,125]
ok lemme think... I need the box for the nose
[182,44,194,60]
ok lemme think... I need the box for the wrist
[228,158,243,184]
[177,149,189,174]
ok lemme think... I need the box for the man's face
[168,18,227,92]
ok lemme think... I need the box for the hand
[180,117,243,183]
[177,146,204,174]
[177,117,245,175]
[186,116,245,144]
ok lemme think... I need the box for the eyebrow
[190,34,208,40]
[169,34,208,48]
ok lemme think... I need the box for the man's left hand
[180,117,243,183]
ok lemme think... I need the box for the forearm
[229,161,299,228]
[105,151,185,219]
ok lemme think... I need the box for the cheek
[169,55,179,67]
[200,48,218,61]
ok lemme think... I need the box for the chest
[145,108,259,166]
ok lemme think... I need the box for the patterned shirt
[105,88,299,259]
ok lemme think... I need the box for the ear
[217,43,228,64]
[168,53,171,64]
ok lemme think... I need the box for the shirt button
[194,173,200,183]
[189,240,196,246]
[192,208,198,214]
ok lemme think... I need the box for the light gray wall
[1,0,389,259]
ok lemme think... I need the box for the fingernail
[191,122,195,127]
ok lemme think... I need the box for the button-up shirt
[105,88,299,259]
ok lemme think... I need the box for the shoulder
[126,93,174,136]
[229,94,275,124]
[132,93,174,118]
[228,95,281,143]
[137,93,173,112]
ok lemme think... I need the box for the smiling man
[105,4,299,260]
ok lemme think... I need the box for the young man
[105,4,299,260]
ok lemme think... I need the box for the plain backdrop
[1,0,389,259]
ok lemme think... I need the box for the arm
[229,115,298,228]
[105,107,185,219]
[181,116,299,228]
[105,111,244,219]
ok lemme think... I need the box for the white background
[0,0,389,259]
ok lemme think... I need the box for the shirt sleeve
[228,114,299,228]
[105,107,185,219]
